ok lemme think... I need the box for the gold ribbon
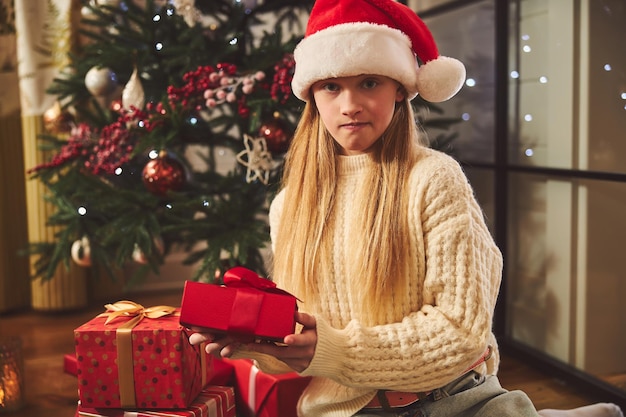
[98,300,180,408]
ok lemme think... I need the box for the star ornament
[236,134,274,184]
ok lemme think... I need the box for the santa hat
[291,0,466,102]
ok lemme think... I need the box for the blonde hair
[272,95,426,325]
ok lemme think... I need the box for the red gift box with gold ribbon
[74,301,212,409]
[179,267,298,343]
[76,385,236,417]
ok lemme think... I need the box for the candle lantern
[0,337,24,413]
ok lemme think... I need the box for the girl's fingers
[188,333,211,345]
[295,311,317,328]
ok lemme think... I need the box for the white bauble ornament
[71,237,92,267]
[81,5,97,20]
[85,66,118,97]
[132,237,165,264]
[122,68,145,110]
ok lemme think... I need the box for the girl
[190,0,623,416]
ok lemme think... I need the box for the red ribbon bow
[222,267,296,340]
[223,266,294,297]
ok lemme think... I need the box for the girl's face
[311,74,405,155]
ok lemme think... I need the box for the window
[415,0,626,405]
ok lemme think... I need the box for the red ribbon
[222,267,296,339]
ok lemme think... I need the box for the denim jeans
[354,371,540,417]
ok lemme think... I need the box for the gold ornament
[43,102,74,134]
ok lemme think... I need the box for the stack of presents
[64,267,311,417]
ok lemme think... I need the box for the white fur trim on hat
[292,22,419,101]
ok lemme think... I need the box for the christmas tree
[28,0,459,286]
[29,0,313,285]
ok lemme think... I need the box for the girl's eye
[322,82,340,92]
[362,79,379,89]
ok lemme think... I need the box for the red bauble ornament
[258,119,292,154]
[142,152,185,196]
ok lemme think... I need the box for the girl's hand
[188,330,241,358]
[246,311,318,372]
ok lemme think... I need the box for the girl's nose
[340,91,362,117]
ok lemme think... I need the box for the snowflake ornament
[173,0,200,27]
[236,134,274,185]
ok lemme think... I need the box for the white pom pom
[415,56,466,102]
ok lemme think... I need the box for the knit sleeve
[299,151,503,392]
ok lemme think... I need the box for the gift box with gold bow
[74,301,212,409]
[179,267,298,343]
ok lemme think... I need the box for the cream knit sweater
[239,148,503,417]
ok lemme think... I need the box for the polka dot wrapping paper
[74,306,211,409]
[76,385,236,417]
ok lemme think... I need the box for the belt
[363,345,492,410]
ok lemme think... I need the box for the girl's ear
[396,87,406,102]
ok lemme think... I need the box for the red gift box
[207,358,235,387]
[179,267,298,343]
[225,358,310,417]
[77,385,235,417]
[74,301,212,409]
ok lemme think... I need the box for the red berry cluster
[30,108,151,176]
[28,123,94,174]
[270,54,295,104]
[86,108,149,175]
[167,64,238,109]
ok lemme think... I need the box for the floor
[0,289,608,416]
